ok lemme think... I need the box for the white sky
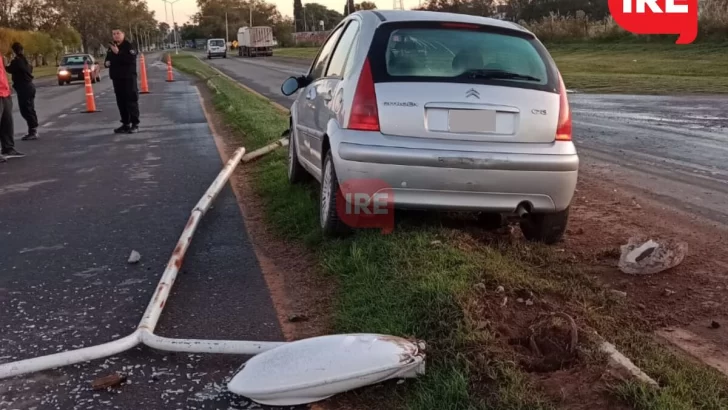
[149,0,423,25]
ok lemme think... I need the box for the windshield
[61,56,89,65]
[378,25,552,89]
[209,40,225,47]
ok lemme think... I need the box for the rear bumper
[333,142,579,213]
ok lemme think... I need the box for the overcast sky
[149,0,423,26]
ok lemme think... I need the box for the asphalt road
[200,52,728,228]
[0,58,292,409]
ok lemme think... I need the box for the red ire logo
[336,179,395,234]
[609,0,698,44]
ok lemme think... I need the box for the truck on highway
[237,26,274,57]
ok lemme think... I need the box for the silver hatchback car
[281,10,578,244]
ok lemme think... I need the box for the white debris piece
[128,250,141,264]
[618,236,688,275]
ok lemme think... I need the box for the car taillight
[347,58,379,132]
[555,72,572,142]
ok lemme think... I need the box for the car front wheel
[520,207,570,244]
[320,152,350,237]
[58,80,63,86]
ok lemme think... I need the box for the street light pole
[225,11,229,51]
[162,0,180,54]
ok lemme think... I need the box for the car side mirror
[281,76,311,96]
[281,76,302,96]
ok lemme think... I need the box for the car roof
[359,10,529,33]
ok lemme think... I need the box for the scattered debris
[601,341,659,388]
[609,289,627,298]
[495,285,505,293]
[92,373,127,390]
[474,283,486,292]
[517,298,525,303]
[430,240,442,246]
[618,236,688,275]
[500,296,508,307]
[525,312,579,372]
[287,313,309,323]
[663,288,676,297]
[525,299,534,306]
[711,321,721,329]
[128,250,141,264]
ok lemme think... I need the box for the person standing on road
[105,29,140,134]
[6,42,39,141]
[0,55,25,163]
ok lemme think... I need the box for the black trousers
[14,84,38,132]
[0,96,14,152]
[112,77,140,126]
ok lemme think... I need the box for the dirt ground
[198,78,728,409]
[571,159,728,335]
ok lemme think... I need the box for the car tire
[58,80,63,86]
[223,54,227,58]
[520,207,570,245]
[287,128,309,184]
[207,54,211,59]
[91,76,96,84]
[320,151,351,237]
[96,75,101,82]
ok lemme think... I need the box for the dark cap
[11,42,23,54]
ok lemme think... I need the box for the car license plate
[448,109,496,133]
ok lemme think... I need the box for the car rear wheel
[287,128,309,184]
[58,80,64,86]
[520,207,569,244]
[320,152,350,237]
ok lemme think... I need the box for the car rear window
[369,22,558,93]
[62,56,87,64]
[209,40,225,47]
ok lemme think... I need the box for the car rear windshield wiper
[459,69,542,82]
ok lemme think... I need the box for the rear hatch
[368,21,562,143]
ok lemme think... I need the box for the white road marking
[42,122,54,127]
[59,114,67,118]
[72,108,78,112]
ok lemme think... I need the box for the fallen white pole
[0,146,286,380]
[241,138,288,163]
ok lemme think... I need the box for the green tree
[355,1,376,10]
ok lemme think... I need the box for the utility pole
[225,11,229,50]
[162,0,180,54]
[249,6,253,27]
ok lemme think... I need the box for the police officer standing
[105,29,140,134]
[6,42,38,141]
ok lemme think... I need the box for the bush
[519,1,728,43]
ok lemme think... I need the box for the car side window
[309,25,344,80]
[325,20,361,78]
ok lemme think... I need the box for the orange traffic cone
[83,61,97,113]
[139,53,149,94]
[166,54,174,82]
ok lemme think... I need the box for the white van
[206,38,227,59]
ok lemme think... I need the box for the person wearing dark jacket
[0,55,25,162]
[104,29,140,134]
[6,42,38,140]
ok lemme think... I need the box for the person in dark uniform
[104,29,140,134]
[6,42,39,141]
